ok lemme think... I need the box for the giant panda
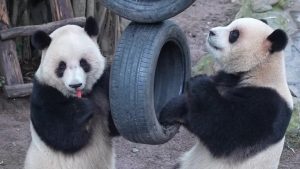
[159,18,293,169]
[24,17,118,169]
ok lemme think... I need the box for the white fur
[24,116,115,169]
[180,139,284,169]
[35,25,106,97]
[206,18,273,73]
[25,25,112,169]
[180,18,293,169]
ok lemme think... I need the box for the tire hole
[154,40,185,117]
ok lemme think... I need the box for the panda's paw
[75,98,95,115]
[159,112,182,126]
[188,75,216,96]
[159,96,187,126]
[159,109,180,126]
[72,98,95,125]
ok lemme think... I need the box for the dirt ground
[0,0,299,169]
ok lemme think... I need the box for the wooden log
[49,0,74,21]
[0,1,9,26]
[94,2,122,63]
[21,3,31,61]
[0,17,86,40]
[11,0,19,26]
[0,40,23,85]
[96,5,107,38]
[0,0,23,85]
[73,0,86,17]
[86,0,95,17]
[3,83,33,98]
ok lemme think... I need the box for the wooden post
[3,83,33,98]
[86,0,94,17]
[21,0,31,61]
[72,0,86,17]
[0,0,23,85]
[95,9,121,63]
[49,0,74,21]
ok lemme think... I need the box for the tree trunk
[49,0,74,21]
[86,0,94,17]
[0,0,23,85]
[0,0,10,27]
[72,0,86,17]
[11,0,19,26]
[21,1,31,61]
[94,2,121,63]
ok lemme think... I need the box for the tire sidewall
[99,0,196,23]
[110,21,191,144]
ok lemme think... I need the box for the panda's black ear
[267,29,288,53]
[84,16,99,37]
[31,31,52,50]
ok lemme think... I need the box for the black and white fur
[24,17,118,169]
[160,18,293,169]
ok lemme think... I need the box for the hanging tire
[110,20,191,144]
[99,0,196,23]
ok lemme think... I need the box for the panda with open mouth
[24,17,118,169]
[160,18,293,169]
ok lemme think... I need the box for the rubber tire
[110,20,191,144]
[99,0,196,23]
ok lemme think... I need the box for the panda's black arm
[159,94,188,126]
[159,74,215,126]
[91,66,120,137]
[185,76,292,157]
[30,79,95,153]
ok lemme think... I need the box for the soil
[0,0,299,169]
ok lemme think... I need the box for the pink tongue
[76,90,82,98]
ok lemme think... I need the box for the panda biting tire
[24,17,118,169]
[159,18,293,169]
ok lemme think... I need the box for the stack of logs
[0,0,121,98]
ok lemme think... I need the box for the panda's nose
[69,83,82,89]
[209,31,216,36]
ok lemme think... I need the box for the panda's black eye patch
[229,30,240,43]
[80,58,91,73]
[56,61,66,78]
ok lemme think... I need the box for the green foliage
[235,0,291,32]
[235,0,253,19]
[286,101,300,148]
[192,54,215,76]
[274,0,290,9]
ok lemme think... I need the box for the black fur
[159,94,188,125]
[267,29,288,53]
[31,79,95,153]
[212,71,243,87]
[173,163,181,169]
[31,67,118,153]
[84,16,99,37]
[31,30,52,50]
[229,30,240,44]
[80,58,91,73]
[160,71,292,158]
[86,66,119,137]
[55,61,66,78]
